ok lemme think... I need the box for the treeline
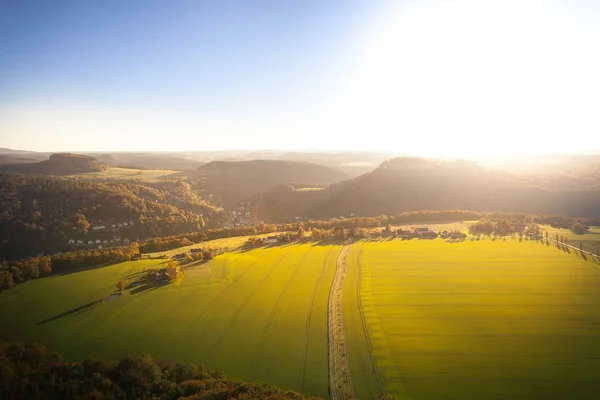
[141,210,599,254]
[0,341,322,400]
[0,174,217,259]
[0,245,140,291]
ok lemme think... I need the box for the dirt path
[328,244,354,400]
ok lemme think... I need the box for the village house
[68,239,75,244]
[266,236,278,244]
[173,253,187,261]
[88,240,94,245]
[111,224,116,228]
[92,225,105,231]
[123,238,130,245]
[95,239,101,244]
[77,240,84,244]
[190,248,202,255]
[103,240,108,244]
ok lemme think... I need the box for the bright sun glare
[326,0,600,157]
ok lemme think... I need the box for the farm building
[413,227,437,239]
[266,236,278,244]
[173,253,187,261]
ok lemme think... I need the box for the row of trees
[0,244,140,291]
[0,341,320,400]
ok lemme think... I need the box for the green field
[2,234,600,399]
[344,239,600,400]
[66,167,183,182]
[0,244,341,398]
[542,224,600,254]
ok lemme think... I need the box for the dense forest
[0,174,219,260]
[254,158,600,221]
[0,342,322,400]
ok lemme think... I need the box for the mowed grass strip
[361,239,600,400]
[0,244,336,398]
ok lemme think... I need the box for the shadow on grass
[130,280,168,295]
[38,299,102,325]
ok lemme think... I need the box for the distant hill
[195,160,350,207]
[254,157,600,221]
[0,153,109,175]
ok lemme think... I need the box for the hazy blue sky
[1,0,599,156]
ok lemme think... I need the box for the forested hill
[254,158,600,221]
[0,153,109,175]
[195,160,350,207]
[0,174,220,259]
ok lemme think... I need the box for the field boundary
[328,244,354,400]
[247,247,313,376]
[300,247,334,392]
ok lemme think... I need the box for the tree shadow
[130,280,168,295]
[38,299,102,325]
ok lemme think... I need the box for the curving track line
[356,244,386,397]
[300,247,333,392]
[247,247,314,376]
[204,247,294,364]
[164,251,267,355]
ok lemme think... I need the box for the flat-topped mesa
[48,152,98,162]
[2,152,111,175]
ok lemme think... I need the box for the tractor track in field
[165,253,266,355]
[356,244,386,398]
[205,247,294,365]
[247,247,314,377]
[328,244,354,400]
[300,247,334,393]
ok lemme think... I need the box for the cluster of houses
[68,236,143,249]
[91,221,135,231]
[223,202,253,228]
[393,227,468,240]
[394,227,439,239]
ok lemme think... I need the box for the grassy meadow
[344,238,600,400]
[1,231,600,400]
[66,167,182,182]
[0,244,341,398]
[542,224,600,254]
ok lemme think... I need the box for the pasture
[0,244,341,398]
[541,224,600,254]
[344,238,600,400]
[66,167,182,182]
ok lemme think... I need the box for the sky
[1,0,599,157]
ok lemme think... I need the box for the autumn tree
[117,280,126,292]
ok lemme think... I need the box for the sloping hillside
[0,174,219,259]
[196,160,350,206]
[254,158,600,221]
